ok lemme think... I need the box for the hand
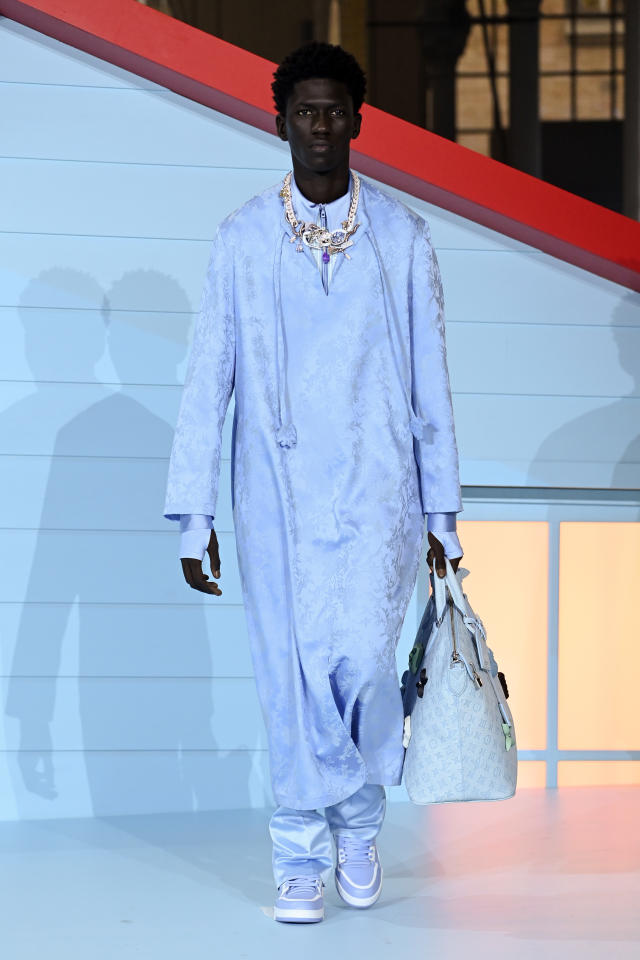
[181,528,223,595]
[427,530,461,579]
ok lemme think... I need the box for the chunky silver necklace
[279,170,361,262]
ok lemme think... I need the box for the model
[163,40,464,923]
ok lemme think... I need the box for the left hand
[427,530,462,579]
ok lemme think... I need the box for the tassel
[402,715,411,749]
[502,721,513,751]
[276,422,297,448]
[409,413,427,439]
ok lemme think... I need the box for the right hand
[181,528,223,596]
[426,530,461,579]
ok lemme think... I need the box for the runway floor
[1,786,638,960]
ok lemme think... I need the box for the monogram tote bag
[400,556,518,803]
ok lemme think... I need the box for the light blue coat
[164,171,462,809]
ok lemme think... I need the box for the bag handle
[433,555,468,622]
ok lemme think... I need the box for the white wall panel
[0,528,242,604]
[0,455,234,530]
[0,18,164,88]
[0,234,209,310]
[0,601,253,679]
[0,747,275,820]
[0,158,286,238]
[0,16,637,820]
[1,677,267,750]
[1,83,289,168]
[0,383,234,455]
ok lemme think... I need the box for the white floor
[1,786,638,960]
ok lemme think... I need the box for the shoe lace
[337,836,376,866]
[281,876,322,896]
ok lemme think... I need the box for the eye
[297,108,312,116]
[332,108,346,116]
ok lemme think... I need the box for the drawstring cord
[366,229,428,440]
[273,229,298,448]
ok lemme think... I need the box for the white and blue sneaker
[274,876,324,923]
[334,835,383,908]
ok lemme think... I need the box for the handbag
[400,556,517,803]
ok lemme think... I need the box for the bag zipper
[448,594,461,664]
[447,588,513,748]
[448,589,482,687]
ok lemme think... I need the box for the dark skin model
[181,76,460,596]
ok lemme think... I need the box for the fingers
[426,531,446,578]
[180,557,222,595]
[206,528,222,579]
[427,551,462,576]
[426,548,446,578]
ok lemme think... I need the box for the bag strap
[432,557,492,671]
[433,555,469,622]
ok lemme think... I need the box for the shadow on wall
[2,267,258,818]
[527,291,640,506]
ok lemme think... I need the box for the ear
[275,114,288,142]
[351,112,362,140]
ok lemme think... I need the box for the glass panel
[496,75,510,128]
[457,521,548,751]
[615,76,624,119]
[458,20,487,74]
[558,522,640,750]
[517,761,547,788]
[456,132,491,157]
[541,76,572,120]
[558,761,640,786]
[457,76,492,130]
[576,74,613,119]
[576,40,611,75]
[540,10,571,73]
[540,0,567,13]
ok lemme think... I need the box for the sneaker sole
[335,866,383,908]
[274,906,324,923]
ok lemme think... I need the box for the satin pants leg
[269,783,387,888]
[325,782,386,841]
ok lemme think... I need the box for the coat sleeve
[163,227,235,521]
[409,219,462,515]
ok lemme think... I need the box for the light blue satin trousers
[269,782,386,888]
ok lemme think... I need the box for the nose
[311,111,331,135]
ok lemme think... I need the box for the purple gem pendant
[322,250,330,263]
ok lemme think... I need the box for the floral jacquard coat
[164,173,462,809]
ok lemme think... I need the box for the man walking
[164,41,463,922]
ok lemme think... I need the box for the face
[275,76,361,174]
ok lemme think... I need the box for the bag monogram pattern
[400,559,518,804]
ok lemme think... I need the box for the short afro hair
[271,41,366,116]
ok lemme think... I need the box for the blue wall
[0,17,638,820]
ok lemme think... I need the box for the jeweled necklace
[279,170,361,262]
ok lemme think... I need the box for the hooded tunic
[163,171,463,809]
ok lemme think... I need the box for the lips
[310,141,333,150]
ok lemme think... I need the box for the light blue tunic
[164,171,463,809]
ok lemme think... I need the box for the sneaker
[334,835,383,908]
[274,876,324,923]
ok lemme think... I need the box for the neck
[291,160,350,205]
